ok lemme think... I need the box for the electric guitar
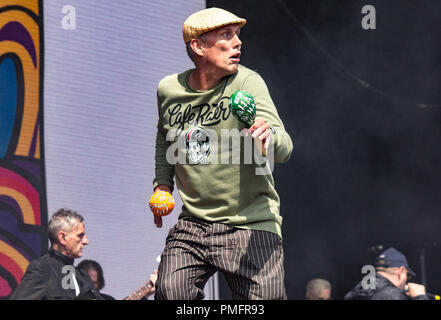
[124,280,155,300]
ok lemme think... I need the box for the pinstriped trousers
[155,218,287,300]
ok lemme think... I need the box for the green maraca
[229,90,267,156]
[228,90,256,128]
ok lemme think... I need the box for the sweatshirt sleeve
[242,73,293,163]
[153,86,175,192]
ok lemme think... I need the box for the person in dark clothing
[345,247,429,300]
[9,208,103,300]
[77,259,115,300]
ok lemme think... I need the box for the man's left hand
[249,117,272,151]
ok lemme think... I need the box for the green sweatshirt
[154,65,293,237]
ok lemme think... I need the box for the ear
[190,38,204,58]
[398,266,407,280]
[57,230,67,245]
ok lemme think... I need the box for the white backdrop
[43,0,218,299]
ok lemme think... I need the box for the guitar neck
[125,282,154,300]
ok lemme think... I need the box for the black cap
[375,247,416,277]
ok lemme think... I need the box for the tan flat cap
[183,7,246,43]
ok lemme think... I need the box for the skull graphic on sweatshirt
[184,127,211,165]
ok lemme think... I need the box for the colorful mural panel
[0,0,46,298]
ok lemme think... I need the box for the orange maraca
[149,190,174,216]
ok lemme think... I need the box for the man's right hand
[152,185,172,228]
[406,282,426,298]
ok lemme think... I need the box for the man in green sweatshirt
[153,7,293,300]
